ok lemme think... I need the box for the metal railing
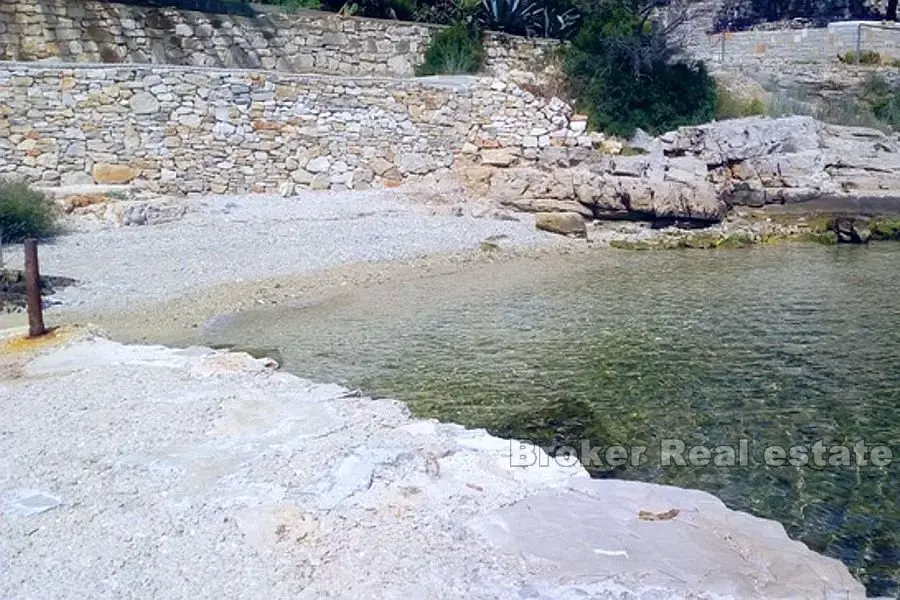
[853,21,900,63]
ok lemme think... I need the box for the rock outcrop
[534,211,587,237]
[662,115,900,209]
[464,115,900,229]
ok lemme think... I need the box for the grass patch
[715,86,767,120]
[0,179,61,243]
[868,217,900,241]
[415,22,484,76]
[841,50,882,65]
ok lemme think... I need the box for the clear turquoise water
[203,244,900,596]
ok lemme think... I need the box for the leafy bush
[0,179,60,243]
[563,1,716,136]
[416,22,485,75]
[715,86,767,120]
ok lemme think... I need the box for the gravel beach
[0,189,578,338]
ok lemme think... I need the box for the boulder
[629,127,658,154]
[535,211,587,237]
[832,217,871,244]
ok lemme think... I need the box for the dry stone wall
[0,0,559,80]
[0,63,592,196]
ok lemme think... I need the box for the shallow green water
[204,244,900,596]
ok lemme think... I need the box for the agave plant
[480,0,538,36]
[527,4,580,38]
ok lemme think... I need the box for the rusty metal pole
[23,238,47,338]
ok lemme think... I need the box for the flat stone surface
[0,335,866,599]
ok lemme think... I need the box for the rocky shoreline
[0,326,868,599]
[0,174,892,598]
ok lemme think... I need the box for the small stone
[306,157,331,174]
[368,157,394,176]
[291,170,314,185]
[61,172,94,187]
[481,148,517,167]
[278,181,295,197]
[177,113,203,128]
[310,174,330,190]
[460,142,479,155]
[569,120,587,133]
[129,92,159,115]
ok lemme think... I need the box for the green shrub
[0,179,60,243]
[274,0,322,12]
[563,2,716,137]
[861,74,900,131]
[715,86,767,120]
[416,22,485,76]
[841,50,882,65]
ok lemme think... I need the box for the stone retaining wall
[0,62,593,196]
[0,0,559,80]
[684,21,900,67]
